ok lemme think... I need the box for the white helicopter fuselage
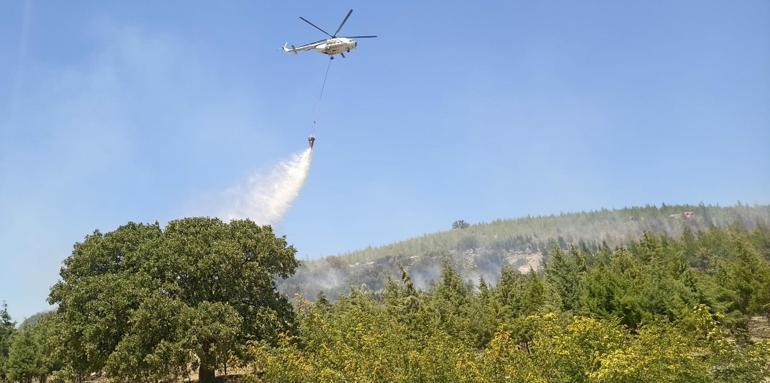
[283,37,359,57]
[316,37,357,55]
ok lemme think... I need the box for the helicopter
[283,9,377,59]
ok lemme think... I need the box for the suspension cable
[312,58,333,134]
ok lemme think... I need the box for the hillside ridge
[280,203,770,300]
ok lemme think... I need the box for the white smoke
[222,148,313,224]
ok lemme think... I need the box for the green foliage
[248,298,770,382]
[245,225,770,382]
[497,267,560,320]
[591,305,770,382]
[545,247,582,312]
[716,235,770,314]
[285,204,770,302]
[6,328,44,382]
[48,218,299,383]
[482,314,627,382]
[452,220,470,230]
[2,311,62,383]
[14,211,770,382]
[0,303,15,382]
[248,292,483,383]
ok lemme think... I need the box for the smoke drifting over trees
[281,204,770,301]
[2,204,770,382]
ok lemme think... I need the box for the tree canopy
[249,225,770,382]
[0,303,15,383]
[47,217,298,383]
[3,215,770,382]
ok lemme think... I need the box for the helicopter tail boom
[283,43,297,54]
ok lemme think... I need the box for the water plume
[222,148,313,224]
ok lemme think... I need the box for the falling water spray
[222,148,313,224]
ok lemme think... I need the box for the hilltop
[279,203,770,300]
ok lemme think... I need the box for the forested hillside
[2,209,770,382]
[256,224,770,382]
[281,204,770,300]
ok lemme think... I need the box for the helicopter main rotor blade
[299,16,333,37]
[347,35,377,38]
[333,9,353,37]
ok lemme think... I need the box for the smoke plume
[222,148,313,224]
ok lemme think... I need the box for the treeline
[0,309,59,383]
[324,203,770,262]
[283,203,770,302]
[2,222,770,382]
[252,225,770,382]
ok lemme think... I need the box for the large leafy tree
[49,218,298,383]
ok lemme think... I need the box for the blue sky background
[1,0,769,320]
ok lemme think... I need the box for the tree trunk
[199,363,216,383]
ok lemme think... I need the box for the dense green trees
[3,217,770,382]
[0,311,61,383]
[47,218,299,383]
[249,225,770,382]
[0,303,15,382]
[285,204,770,303]
[6,327,44,383]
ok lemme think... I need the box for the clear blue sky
[1,0,769,320]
